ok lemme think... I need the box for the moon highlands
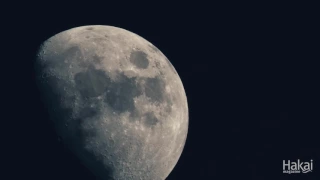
[35,25,188,180]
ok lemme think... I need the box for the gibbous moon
[35,25,188,180]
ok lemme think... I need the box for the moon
[34,25,188,180]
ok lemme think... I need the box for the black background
[5,2,319,180]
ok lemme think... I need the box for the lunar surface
[34,25,188,180]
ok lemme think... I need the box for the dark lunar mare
[144,77,166,103]
[144,112,159,127]
[71,48,169,126]
[102,72,142,113]
[130,50,149,69]
[74,65,110,99]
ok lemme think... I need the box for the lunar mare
[35,25,188,180]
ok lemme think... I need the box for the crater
[129,50,149,69]
[86,27,94,30]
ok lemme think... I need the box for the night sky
[6,3,318,180]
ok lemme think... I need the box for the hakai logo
[283,159,313,174]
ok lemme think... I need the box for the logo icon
[283,159,313,174]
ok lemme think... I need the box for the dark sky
[5,3,318,180]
